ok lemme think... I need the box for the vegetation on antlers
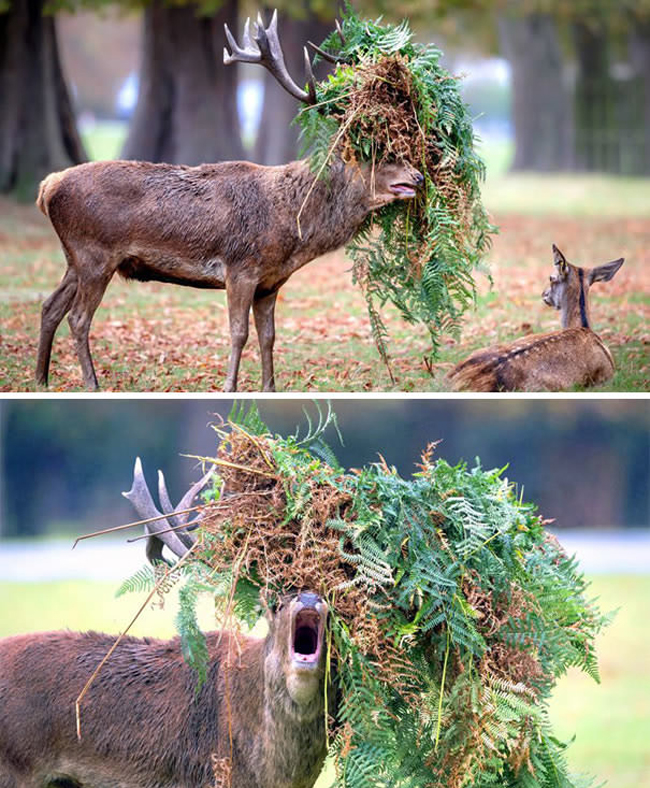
[121,404,608,788]
[296,5,497,365]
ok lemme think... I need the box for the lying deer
[35,10,423,392]
[0,460,332,788]
[447,244,624,391]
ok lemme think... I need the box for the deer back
[448,327,615,392]
[0,629,259,788]
[0,614,329,788]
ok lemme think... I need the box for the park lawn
[80,120,128,161]
[1,202,647,393]
[0,573,648,788]
[1,128,648,391]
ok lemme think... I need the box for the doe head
[265,590,328,707]
[542,244,624,327]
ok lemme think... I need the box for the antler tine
[303,47,317,103]
[174,466,215,525]
[223,17,261,65]
[335,18,345,45]
[122,457,189,561]
[157,470,194,550]
[242,17,255,50]
[157,464,215,544]
[307,40,340,65]
[224,8,316,104]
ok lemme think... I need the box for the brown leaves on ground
[0,198,648,391]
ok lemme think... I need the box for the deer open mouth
[389,183,418,199]
[290,606,324,669]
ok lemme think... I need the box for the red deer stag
[0,459,332,788]
[35,10,423,392]
[447,244,624,391]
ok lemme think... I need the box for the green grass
[81,120,127,161]
[476,137,650,217]
[1,574,648,787]
[548,575,650,788]
[483,172,650,219]
[0,579,219,640]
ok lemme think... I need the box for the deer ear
[588,257,624,285]
[552,244,568,275]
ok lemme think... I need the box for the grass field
[0,573,647,787]
[0,126,648,392]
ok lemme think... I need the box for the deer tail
[36,169,67,218]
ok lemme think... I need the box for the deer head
[361,161,425,209]
[542,244,624,329]
[265,591,329,713]
[123,458,330,717]
[224,10,424,209]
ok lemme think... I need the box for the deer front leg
[224,274,257,392]
[253,290,278,392]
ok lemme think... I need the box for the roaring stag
[35,10,423,392]
[0,459,332,788]
[447,244,624,391]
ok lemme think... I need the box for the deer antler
[307,19,348,65]
[306,41,344,65]
[123,458,214,563]
[223,9,317,104]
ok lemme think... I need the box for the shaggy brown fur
[448,245,624,392]
[0,593,330,788]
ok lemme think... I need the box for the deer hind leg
[66,257,114,391]
[224,275,257,392]
[253,290,278,392]
[35,264,78,387]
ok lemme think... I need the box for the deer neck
[257,649,327,788]
[562,268,591,329]
[285,160,370,255]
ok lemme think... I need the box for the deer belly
[118,255,226,289]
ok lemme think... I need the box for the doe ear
[552,243,568,274]
[588,257,624,285]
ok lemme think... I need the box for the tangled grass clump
[120,404,608,788]
[296,5,497,370]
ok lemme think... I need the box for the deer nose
[415,171,425,186]
[297,591,322,609]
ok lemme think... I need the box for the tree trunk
[572,20,612,172]
[122,0,243,164]
[497,13,573,172]
[253,5,335,165]
[0,0,86,201]
[629,20,650,175]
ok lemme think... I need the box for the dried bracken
[160,406,608,788]
[297,8,496,366]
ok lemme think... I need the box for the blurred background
[1,0,649,200]
[1,397,647,540]
[0,397,648,788]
